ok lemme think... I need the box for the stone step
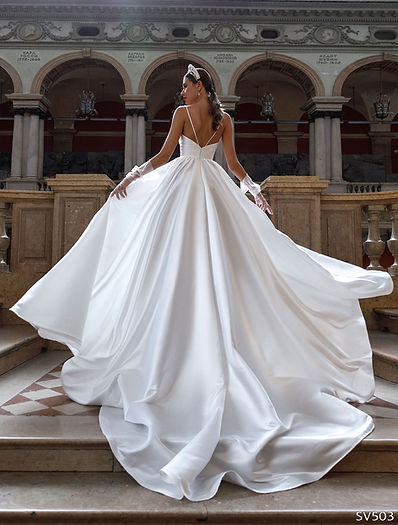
[369,330,398,383]
[0,472,396,524]
[374,308,398,334]
[0,325,44,376]
[0,414,397,474]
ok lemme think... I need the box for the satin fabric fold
[10,134,394,500]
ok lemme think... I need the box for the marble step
[374,308,398,334]
[369,330,398,383]
[0,471,396,524]
[0,415,397,474]
[0,325,44,376]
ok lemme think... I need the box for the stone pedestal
[50,127,77,153]
[274,131,303,154]
[264,175,329,251]
[46,173,115,264]
[369,130,392,177]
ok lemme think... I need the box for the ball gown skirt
[10,134,394,501]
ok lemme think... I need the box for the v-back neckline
[185,106,219,148]
[181,134,220,149]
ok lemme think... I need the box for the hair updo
[185,67,223,131]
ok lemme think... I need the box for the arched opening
[38,57,126,179]
[341,60,398,183]
[0,68,15,185]
[233,59,316,180]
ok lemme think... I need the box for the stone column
[331,115,343,182]
[132,113,138,167]
[120,94,149,173]
[302,97,349,192]
[124,110,134,174]
[9,109,24,181]
[309,121,315,177]
[26,109,41,181]
[38,115,45,182]
[5,93,50,190]
[22,112,30,177]
[314,114,327,180]
[136,110,147,165]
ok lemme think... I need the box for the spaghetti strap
[185,106,219,147]
[185,106,200,146]
[204,129,218,147]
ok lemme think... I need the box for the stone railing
[263,176,398,328]
[0,174,114,324]
[263,176,398,276]
[1,174,397,328]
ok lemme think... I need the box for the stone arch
[138,52,222,94]
[333,54,398,96]
[0,58,23,93]
[30,51,132,94]
[229,52,325,97]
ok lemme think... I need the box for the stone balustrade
[0,174,114,325]
[1,174,397,328]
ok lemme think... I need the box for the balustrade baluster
[0,201,10,272]
[363,204,386,271]
[387,203,398,277]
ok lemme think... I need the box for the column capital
[302,96,350,117]
[125,108,148,119]
[309,110,344,122]
[6,93,51,114]
[120,94,149,111]
[219,95,240,115]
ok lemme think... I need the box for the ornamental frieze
[0,20,397,47]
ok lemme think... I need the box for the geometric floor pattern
[0,361,100,416]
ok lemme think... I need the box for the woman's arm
[143,105,186,171]
[221,113,273,215]
[221,113,248,183]
[111,106,185,199]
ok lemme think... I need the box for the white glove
[240,173,273,215]
[111,160,154,199]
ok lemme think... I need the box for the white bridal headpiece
[187,63,200,81]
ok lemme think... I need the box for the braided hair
[185,67,223,131]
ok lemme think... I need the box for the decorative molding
[0,19,397,48]
[1,4,398,25]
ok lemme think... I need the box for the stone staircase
[0,345,396,524]
[0,325,44,376]
[370,314,398,384]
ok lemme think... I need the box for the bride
[10,64,394,501]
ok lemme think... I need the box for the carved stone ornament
[127,24,147,42]
[17,22,43,41]
[215,24,236,43]
[314,26,341,45]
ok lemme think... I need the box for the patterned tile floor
[0,360,100,416]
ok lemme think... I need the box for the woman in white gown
[10,64,394,501]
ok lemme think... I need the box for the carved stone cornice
[1,2,398,24]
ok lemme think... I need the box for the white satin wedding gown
[10,122,393,501]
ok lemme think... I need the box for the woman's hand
[255,193,273,215]
[110,174,139,199]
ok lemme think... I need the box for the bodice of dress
[178,134,219,160]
